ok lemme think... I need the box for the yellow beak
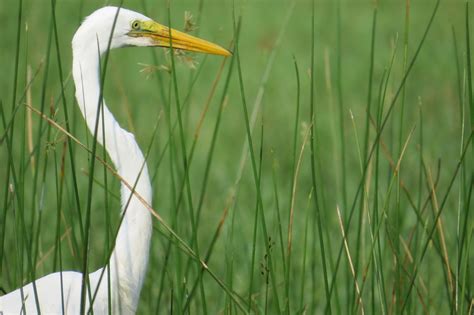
[129,20,231,56]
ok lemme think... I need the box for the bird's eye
[132,20,140,30]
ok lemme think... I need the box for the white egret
[0,6,230,314]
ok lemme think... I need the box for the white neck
[72,41,152,313]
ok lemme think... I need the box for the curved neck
[72,45,152,313]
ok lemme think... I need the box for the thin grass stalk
[353,4,378,310]
[457,66,472,312]
[26,66,35,174]
[284,55,300,313]
[307,1,331,314]
[20,73,41,270]
[462,3,474,310]
[374,45,399,312]
[368,31,399,315]
[246,49,269,315]
[9,0,22,131]
[232,5,283,311]
[166,3,206,311]
[160,69,181,310]
[19,28,29,239]
[99,60,114,315]
[0,103,11,279]
[297,189,312,312]
[259,121,269,315]
[336,0,348,214]
[415,97,424,313]
[466,2,474,161]
[452,22,465,315]
[270,158,286,301]
[23,64,37,269]
[459,176,473,313]
[224,190,236,315]
[371,71,388,315]
[68,0,83,226]
[248,192,260,312]
[8,2,39,307]
[360,4,378,218]
[49,0,85,251]
[33,102,55,277]
[347,105,368,311]
[394,3,411,311]
[337,205,365,314]
[52,139,68,313]
[10,183,25,311]
[368,7,390,314]
[287,117,312,313]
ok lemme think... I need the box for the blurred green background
[1,0,472,313]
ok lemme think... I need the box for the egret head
[72,6,231,57]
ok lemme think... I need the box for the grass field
[1,0,473,313]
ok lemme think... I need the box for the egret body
[0,6,229,314]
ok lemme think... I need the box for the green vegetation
[1,0,473,313]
